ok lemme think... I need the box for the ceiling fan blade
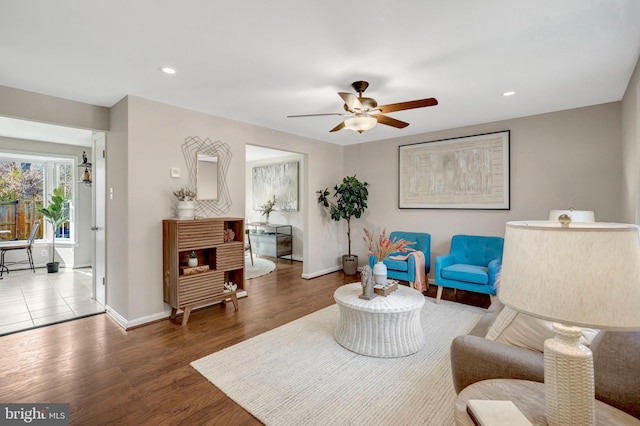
[377,98,438,114]
[329,121,346,132]
[338,92,363,112]
[287,112,347,118]
[374,114,410,129]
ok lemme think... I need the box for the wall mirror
[196,153,219,200]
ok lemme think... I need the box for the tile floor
[0,266,105,336]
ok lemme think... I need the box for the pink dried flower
[363,227,415,262]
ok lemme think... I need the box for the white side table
[455,379,640,425]
[333,282,425,357]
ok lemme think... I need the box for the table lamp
[499,220,640,426]
[548,208,595,222]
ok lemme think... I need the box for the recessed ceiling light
[502,91,515,97]
[161,67,176,74]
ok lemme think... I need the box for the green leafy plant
[317,175,369,257]
[38,186,71,264]
[190,250,197,259]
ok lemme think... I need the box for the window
[0,153,74,242]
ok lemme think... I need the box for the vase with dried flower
[173,187,196,219]
[259,195,277,224]
[363,227,415,284]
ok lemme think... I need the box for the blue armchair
[368,231,431,289]
[435,234,504,303]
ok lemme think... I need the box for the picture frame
[398,130,510,209]
[252,161,299,211]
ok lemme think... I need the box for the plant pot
[176,201,195,219]
[342,254,358,276]
[188,258,198,267]
[47,262,59,273]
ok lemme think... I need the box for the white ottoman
[333,282,425,357]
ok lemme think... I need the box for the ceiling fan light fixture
[344,114,377,133]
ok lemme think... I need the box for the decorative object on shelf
[78,150,92,185]
[363,227,415,284]
[188,250,198,267]
[223,281,238,293]
[359,265,376,300]
[38,186,71,273]
[172,187,196,219]
[399,130,510,209]
[317,175,369,275]
[499,219,640,426]
[224,228,235,243]
[181,136,232,217]
[258,195,277,223]
[374,280,399,296]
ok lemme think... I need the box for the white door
[92,132,106,305]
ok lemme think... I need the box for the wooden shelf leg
[230,293,239,311]
[181,306,193,326]
[170,308,177,320]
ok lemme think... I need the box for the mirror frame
[196,153,219,201]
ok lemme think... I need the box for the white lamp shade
[549,209,595,222]
[499,221,640,330]
[344,114,377,133]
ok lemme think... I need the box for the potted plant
[188,250,198,267]
[258,195,277,223]
[38,186,71,273]
[317,175,369,275]
[172,187,196,219]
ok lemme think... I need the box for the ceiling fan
[287,81,438,133]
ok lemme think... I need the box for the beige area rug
[245,256,276,279]
[191,297,485,425]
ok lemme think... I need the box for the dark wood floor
[0,260,490,425]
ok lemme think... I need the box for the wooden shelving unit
[162,217,245,325]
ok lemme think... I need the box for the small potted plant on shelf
[172,187,196,219]
[317,175,369,276]
[188,251,198,267]
[258,195,277,224]
[38,186,71,273]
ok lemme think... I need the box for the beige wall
[109,96,343,325]
[345,102,623,279]
[622,55,640,223]
[0,85,109,131]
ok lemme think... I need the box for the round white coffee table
[333,282,425,357]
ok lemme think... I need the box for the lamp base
[544,323,595,426]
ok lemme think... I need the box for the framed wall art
[252,161,299,211]
[398,130,510,209]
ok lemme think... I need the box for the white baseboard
[301,265,342,279]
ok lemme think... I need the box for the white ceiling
[1,1,639,146]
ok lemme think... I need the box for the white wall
[345,102,623,280]
[245,153,304,261]
[0,136,93,269]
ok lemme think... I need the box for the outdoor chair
[0,220,41,277]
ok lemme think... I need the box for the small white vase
[177,200,195,219]
[373,261,387,285]
[188,258,198,267]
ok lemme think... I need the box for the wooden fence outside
[0,200,43,240]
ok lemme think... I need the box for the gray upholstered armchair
[450,306,640,420]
